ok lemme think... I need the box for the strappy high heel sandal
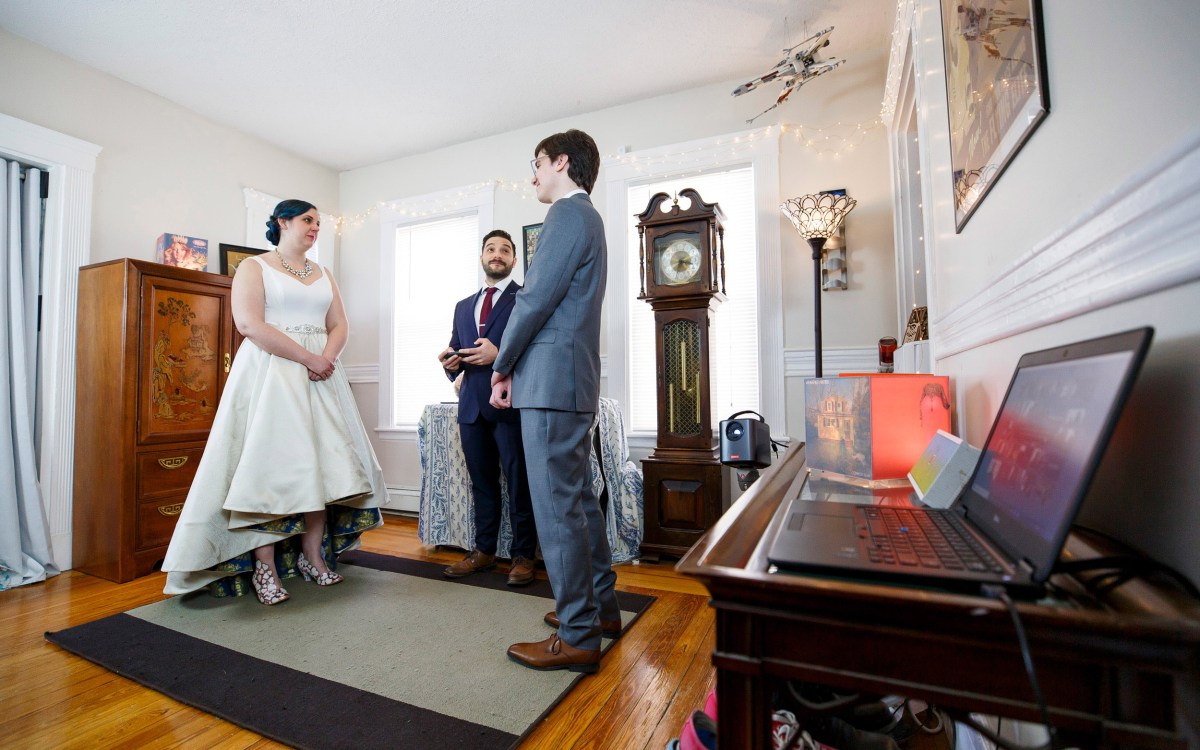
[298,552,344,586]
[252,560,290,605]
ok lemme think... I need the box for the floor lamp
[780,193,857,378]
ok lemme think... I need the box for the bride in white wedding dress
[162,199,386,604]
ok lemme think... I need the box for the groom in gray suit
[490,129,620,673]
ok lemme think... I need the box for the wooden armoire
[73,259,241,582]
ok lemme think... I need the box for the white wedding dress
[162,256,386,596]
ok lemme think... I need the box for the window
[378,184,494,432]
[626,168,759,432]
[602,129,783,439]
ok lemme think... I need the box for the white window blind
[626,167,759,433]
[390,213,479,427]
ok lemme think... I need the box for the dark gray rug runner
[45,552,654,750]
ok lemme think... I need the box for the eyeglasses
[530,155,547,175]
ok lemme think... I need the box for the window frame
[602,129,784,447]
[376,183,495,437]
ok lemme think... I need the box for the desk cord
[980,584,1058,750]
[1057,554,1199,598]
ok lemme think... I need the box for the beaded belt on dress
[282,324,327,334]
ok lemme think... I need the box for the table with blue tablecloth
[417,397,643,563]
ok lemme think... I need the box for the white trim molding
[881,0,918,124]
[343,363,381,384]
[602,127,784,433]
[0,113,102,570]
[783,347,878,378]
[385,485,420,513]
[935,130,1200,358]
[345,356,606,386]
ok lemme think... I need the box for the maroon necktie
[479,287,497,335]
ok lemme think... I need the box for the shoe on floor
[443,549,496,578]
[506,556,536,586]
[507,633,600,673]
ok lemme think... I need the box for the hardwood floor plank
[0,515,715,750]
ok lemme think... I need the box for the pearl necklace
[274,248,314,279]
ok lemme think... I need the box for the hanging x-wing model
[733,26,844,123]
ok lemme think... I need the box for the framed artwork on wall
[219,243,268,277]
[941,0,1049,232]
[521,223,543,273]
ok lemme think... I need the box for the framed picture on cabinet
[941,0,1048,232]
[218,243,267,277]
[521,223,543,274]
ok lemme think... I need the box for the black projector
[719,417,772,469]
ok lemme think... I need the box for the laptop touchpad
[785,513,861,559]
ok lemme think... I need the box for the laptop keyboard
[861,507,1004,573]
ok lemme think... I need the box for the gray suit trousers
[521,407,620,650]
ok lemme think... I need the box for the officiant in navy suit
[439,230,537,586]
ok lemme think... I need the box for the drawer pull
[158,503,184,516]
[158,456,189,470]
[224,352,231,373]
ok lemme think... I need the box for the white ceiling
[0,0,894,171]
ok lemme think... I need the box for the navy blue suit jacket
[448,282,520,424]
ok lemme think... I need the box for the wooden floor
[0,515,715,749]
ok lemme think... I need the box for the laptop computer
[767,327,1154,598]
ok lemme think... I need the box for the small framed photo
[219,243,268,277]
[522,223,543,274]
[903,306,929,344]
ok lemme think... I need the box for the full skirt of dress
[162,328,386,596]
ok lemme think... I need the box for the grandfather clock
[637,188,730,557]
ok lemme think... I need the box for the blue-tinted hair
[265,199,317,245]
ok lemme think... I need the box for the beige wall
[337,51,895,498]
[0,28,338,264]
[902,0,1200,584]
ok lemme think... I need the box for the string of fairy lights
[880,0,917,123]
[249,119,884,235]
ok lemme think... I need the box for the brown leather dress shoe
[506,557,536,586]
[507,633,600,673]
[544,610,623,637]
[442,550,496,579]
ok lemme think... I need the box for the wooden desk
[677,444,1200,749]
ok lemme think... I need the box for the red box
[156,233,208,272]
[804,373,951,481]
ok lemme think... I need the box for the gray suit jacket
[494,192,606,413]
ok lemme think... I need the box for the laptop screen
[959,329,1150,578]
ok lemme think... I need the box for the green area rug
[45,551,653,750]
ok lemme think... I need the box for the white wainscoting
[783,347,878,378]
[385,485,420,514]
[935,130,1200,358]
[343,363,380,384]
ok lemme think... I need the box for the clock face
[655,236,703,286]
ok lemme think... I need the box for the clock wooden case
[637,189,730,557]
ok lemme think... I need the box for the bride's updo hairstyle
[265,199,318,246]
